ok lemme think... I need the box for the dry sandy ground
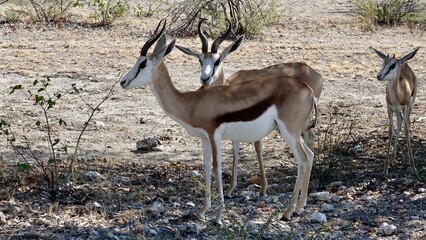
[1,0,426,239]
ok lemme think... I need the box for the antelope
[371,47,419,175]
[120,19,315,224]
[176,19,323,198]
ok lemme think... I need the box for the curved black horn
[198,18,208,53]
[211,19,232,53]
[140,19,166,56]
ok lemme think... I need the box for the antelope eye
[139,60,147,69]
[388,63,396,70]
[214,59,220,67]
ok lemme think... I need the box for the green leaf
[35,95,44,104]
[53,138,60,146]
[19,163,30,171]
[9,85,22,94]
[59,118,67,127]
[35,120,41,126]
[47,99,55,109]
[33,79,39,86]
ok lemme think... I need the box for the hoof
[280,215,291,221]
[224,194,232,200]
[212,220,222,226]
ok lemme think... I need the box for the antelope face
[377,57,398,82]
[199,53,221,85]
[372,47,419,82]
[120,56,154,89]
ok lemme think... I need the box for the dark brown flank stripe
[216,97,275,124]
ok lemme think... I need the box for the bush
[168,0,283,38]
[353,0,426,26]
[4,0,75,22]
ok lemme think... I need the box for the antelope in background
[176,19,323,198]
[120,19,316,224]
[371,47,419,175]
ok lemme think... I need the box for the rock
[186,202,196,208]
[95,121,106,129]
[187,170,201,178]
[311,212,327,224]
[85,171,101,181]
[330,181,344,187]
[321,203,334,212]
[185,222,198,234]
[331,195,342,203]
[241,190,255,200]
[310,191,330,201]
[136,137,163,151]
[377,222,397,236]
[0,211,6,224]
[247,184,261,191]
[418,187,426,193]
[93,201,102,208]
[150,201,166,213]
[348,142,363,155]
[148,228,158,237]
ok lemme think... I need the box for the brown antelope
[176,19,323,198]
[371,47,419,175]
[120,19,315,224]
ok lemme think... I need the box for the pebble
[150,201,166,213]
[85,171,101,181]
[241,190,255,200]
[377,222,397,236]
[418,187,426,193]
[330,181,344,187]
[321,203,334,212]
[184,222,198,234]
[0,211,6,224]
[136,137,163,151]
[331,195,342,203]
[310,191,330,201]
[311,212,327,224]
[187,170,201,178]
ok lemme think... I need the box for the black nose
[201,78,209,85]
[120,80,127,86]
[376,74,383,80]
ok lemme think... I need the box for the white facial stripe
[200,54,220,83]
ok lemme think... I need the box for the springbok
[176,19,323,198]
[120,19,315,224]
[371,47,419,175]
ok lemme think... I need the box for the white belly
[218,106,277,142]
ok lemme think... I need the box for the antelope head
[176,19,244,86]
[372,47,419,82]
[121,19,176,89]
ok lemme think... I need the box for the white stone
[309,191,330,201]
[0,211,6,224]
[418,187,426,193]
[311,212,327,224]
[85,171,101,181]
[377,222,397,236]
[188,170,201,178]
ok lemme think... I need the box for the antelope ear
[176,45,200,57]
[152,34,175,62]
[219,36,244,62]
[401,47,419,65]
[371,47,387,60]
